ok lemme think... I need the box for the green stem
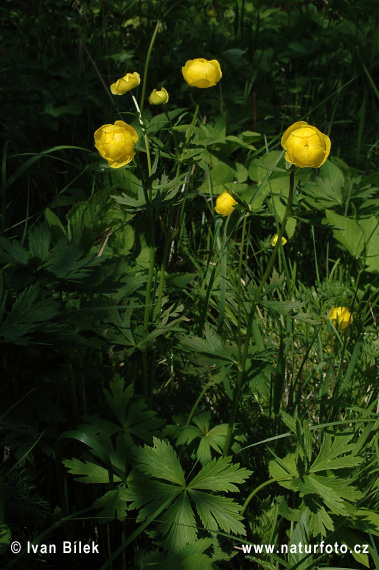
[223,168,296,456]
[131,94,152,183]
[131,95,154,401]
[236,214,248,361]
[139,20,161,112]
[241,476,290,516]
[164,109,180,161]
[154,98,202,319]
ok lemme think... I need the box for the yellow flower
[270,234,287,247]
[94,120,138,168]
[110,72,141,95]
[215,191,237,216]
[148,87,169,105]
[329,307,353,331]
[281,121,331,168]
[182,58,222,88]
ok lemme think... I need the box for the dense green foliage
[1,0,378,568]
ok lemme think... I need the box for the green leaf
[104,375,163,442]
[62,458,121,484]
[188,455,251,492]
[178,324,237,366]
[190,489,246,535]
[28,223,51,259]
[359,216,379,272]
[0,521,11,555]
[160,492,198,552]
[0,237,29,265]
[305,501,334,537]
[301,160,345,209]
[92,487,131,521]
[310,432,363,472]
[0,283,59,344]
[134,437,186,486]
[353,509,379,536]
[44,207,67,240]
[324,210,364,258]
[269,452,298,483]
[248,151,285,182]
[269,195,297,239]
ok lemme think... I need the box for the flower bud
[110,72,141,95]
[148,87,169,105]
[270,234,287,247]
[329,307,353,331]
[215,191,237,216]
[94,120,138,168]
[281,121,331,168]
[182,58,222,88]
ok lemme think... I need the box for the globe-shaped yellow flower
[281,121,331,168]
[94,120,138,168]
[270,234,287,247]
[110,72,140,95]
[182,58,222,88]
[329,307,353,331]
[148,87,169,105]
[215,191,237,216]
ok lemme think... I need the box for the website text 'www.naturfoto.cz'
[239,542,369,555]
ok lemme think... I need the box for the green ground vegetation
[1,0,379,568]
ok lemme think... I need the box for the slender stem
[181,99,201,161]
[154,98,202,319]
[241,476,291,516]
[131,94,152,182]
[139,20,161,112]
[131,95,154,401]
[223,168,296,456]
[164,109,180,160]
[236,214,248,361]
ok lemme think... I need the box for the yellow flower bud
[110,72,141,95]
[182,58,222,88]
[270,234,287,247]
[328,307,353,331]
[281,121,331,168]
[148,87,169,105]
[215,191,237,216]
[94,120,138,168]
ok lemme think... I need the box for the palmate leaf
[160,493,198,552]
[324,209,364,258]
[128,476,180,515]
[104,375,163,441]
[42,240,102,280]
[188,455,251,492]
[131,438,251,552]
[178,324,237,366]
[305,502,334,537]
[92,486,132,522]
[0,237,29,265]
[28,223,51,260]
[189,490,246,535]
[133,437,185,486]
[176,412,228,465]
[142,538,213,570]
[62,458,121,484]
[310,431,363,472]
[0,283,59,344]
[0,521,11,555]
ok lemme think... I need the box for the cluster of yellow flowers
[92,58,349,330]
[93,57,331,223]
[94,58,222,169]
